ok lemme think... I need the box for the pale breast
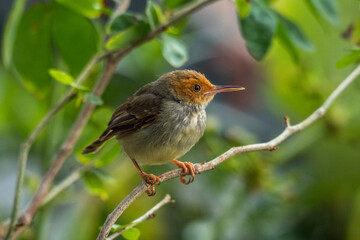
[121,101,206,165]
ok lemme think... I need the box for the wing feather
[107,93,161,138]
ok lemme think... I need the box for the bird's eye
[193,84,201,92]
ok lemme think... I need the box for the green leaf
[110,224,120,232]
[106,22,150,50]
[350,20,360,46]
[276,14,313,52]
[49,69,75,85]
[122,228,141,240]
[109,224,141,240]
[52,3,98,75]
[108,13,140,35]
[13,3,53,95]
[109,224,134,232]
[55,0,104,18]
[336,49,360,69]
[161,34,188,67]
[71,84,89,91]
[111,224,125,232]
[163,0,191,10]
[83,169,108,200]
[306,0,338,26]
[165,18,189,35]
[77,153,92,165]
[239,0,277,60]
[146,1,164,30]
[85,93,103,105]
[235,0,251,19]
[276,24,299,62]
[2,0,26,68]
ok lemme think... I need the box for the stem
[97,184,148,240]
[2,0,26,68]
[106,194,173,240]
[96,65,360,239]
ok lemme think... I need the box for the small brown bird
[83,70,244,195]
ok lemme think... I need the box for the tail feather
[82,129,114,154]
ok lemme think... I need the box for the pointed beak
[204,85,245,95]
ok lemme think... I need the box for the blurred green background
[1,0,360,239]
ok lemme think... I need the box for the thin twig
[42,166,89,206]
[112,0,131,18]
[96,65,360,240]
[107,194,173,240]
[6,1,218,239]
[3,54,100,240]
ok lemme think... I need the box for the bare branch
[106,194,173,240]
[96,65,360,240]
[5,1,218,238]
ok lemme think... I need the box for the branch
[6,0,218,238]
[3,54,100,240]
[96,65,360,240]
[107,194,173,240]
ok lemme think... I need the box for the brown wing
[107,93,161,138]
[82,93,161,154]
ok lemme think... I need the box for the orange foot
[171,160,195,185]
[141,173,160,196]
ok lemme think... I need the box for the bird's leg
[130,157,160,196]
[171,160,195,185]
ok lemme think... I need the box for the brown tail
[82,129,114,154]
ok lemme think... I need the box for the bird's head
[165,70,244,106]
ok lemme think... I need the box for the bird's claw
[172,160,195,185]
[142,173,160,196]
[146,185,156,196]
[143,174,161,185]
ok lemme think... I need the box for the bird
[82,70,244,195]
